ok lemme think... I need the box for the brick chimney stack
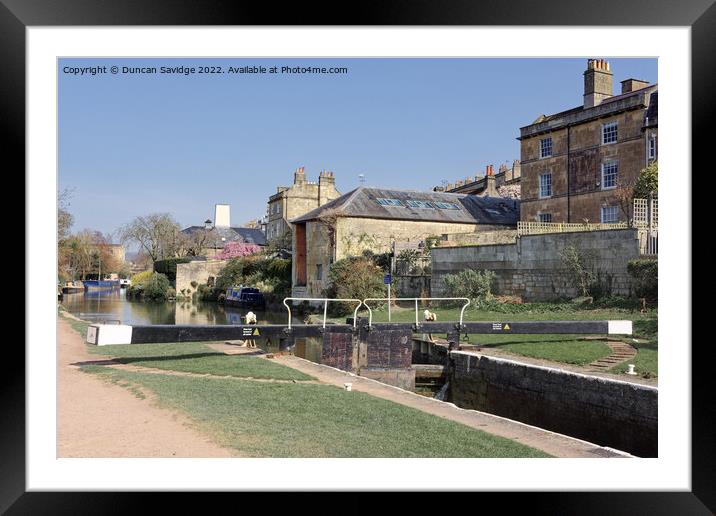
[485,164,497,195]
[584,58,613,108]
[293,166,306,185]
[318,170,335,185]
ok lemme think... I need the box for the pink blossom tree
[214,242,261,260]
[497,184,521,199]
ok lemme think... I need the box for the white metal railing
[282,298,364,330]
[517,221,628,236]
[361,297,471,328]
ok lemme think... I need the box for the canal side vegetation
[126,270,175,301]
[196,254,292,304]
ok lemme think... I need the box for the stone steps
[587,340,637,370]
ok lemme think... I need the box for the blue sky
[59,57,657,238]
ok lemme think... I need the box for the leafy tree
[214,242,262,260]
[633,161,658,200]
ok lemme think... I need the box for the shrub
[323,257,385,315]
[142,272,172,300]
[128,271,171,301]
[442,269,495,306]
[560,245,596,298]
[264,258,292,283]
[627,259,658,302]
[366,250,392,271]
[130,270,153,285]
[213,256,292,303]
[153,257,192,282]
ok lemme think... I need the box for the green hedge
[627,259,658,302]
[153,258,192,282]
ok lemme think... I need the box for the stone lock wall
[431,228,641,301]
[449,351,658,456]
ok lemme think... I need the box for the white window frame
[539,172,552,198]
[648,135,657,160]
[540,137,553,158]
[601,161,618,190]
[602,121,618,145]
[538,213,552,223]
[601,206,619,223]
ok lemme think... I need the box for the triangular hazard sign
[252,328,260,336]
[504,324,511,330]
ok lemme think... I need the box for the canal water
[60,289,289,326]
[60,288,322,360]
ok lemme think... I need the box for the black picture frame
[7,0,708,512]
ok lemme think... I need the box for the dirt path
[57,316,235,458]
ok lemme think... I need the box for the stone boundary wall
[175,260,226,296]
[431,228,641,301]
[441,229,518,247]
[450,351,657,457]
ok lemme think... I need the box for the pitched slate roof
[291,187,519,225]
[181,226,267,246]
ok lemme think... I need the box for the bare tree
[315,207,341,250]
[58,188,75,243]
[613,176,637,223]
[182,227,221,257]
[118,213,183,263]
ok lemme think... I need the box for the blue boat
[83,279,120,290]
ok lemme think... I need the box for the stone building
[435,161,521,197]
[518,59,658,224]
[289,187,519,297]
[181,204,266,258]
[266,167,342,241]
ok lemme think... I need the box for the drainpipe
[566,125,571,223]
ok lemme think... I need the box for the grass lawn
[88,341,315,382]
[82,365,551,458]
[461,334,611,365]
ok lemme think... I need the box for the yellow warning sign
[504,324,511,331]
[252,328,260,336]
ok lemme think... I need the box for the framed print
[7,0,711,512]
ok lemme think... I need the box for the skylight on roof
[376,198,403,207]
[406,200,434,209]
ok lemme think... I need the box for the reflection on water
[60,289,289,326]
